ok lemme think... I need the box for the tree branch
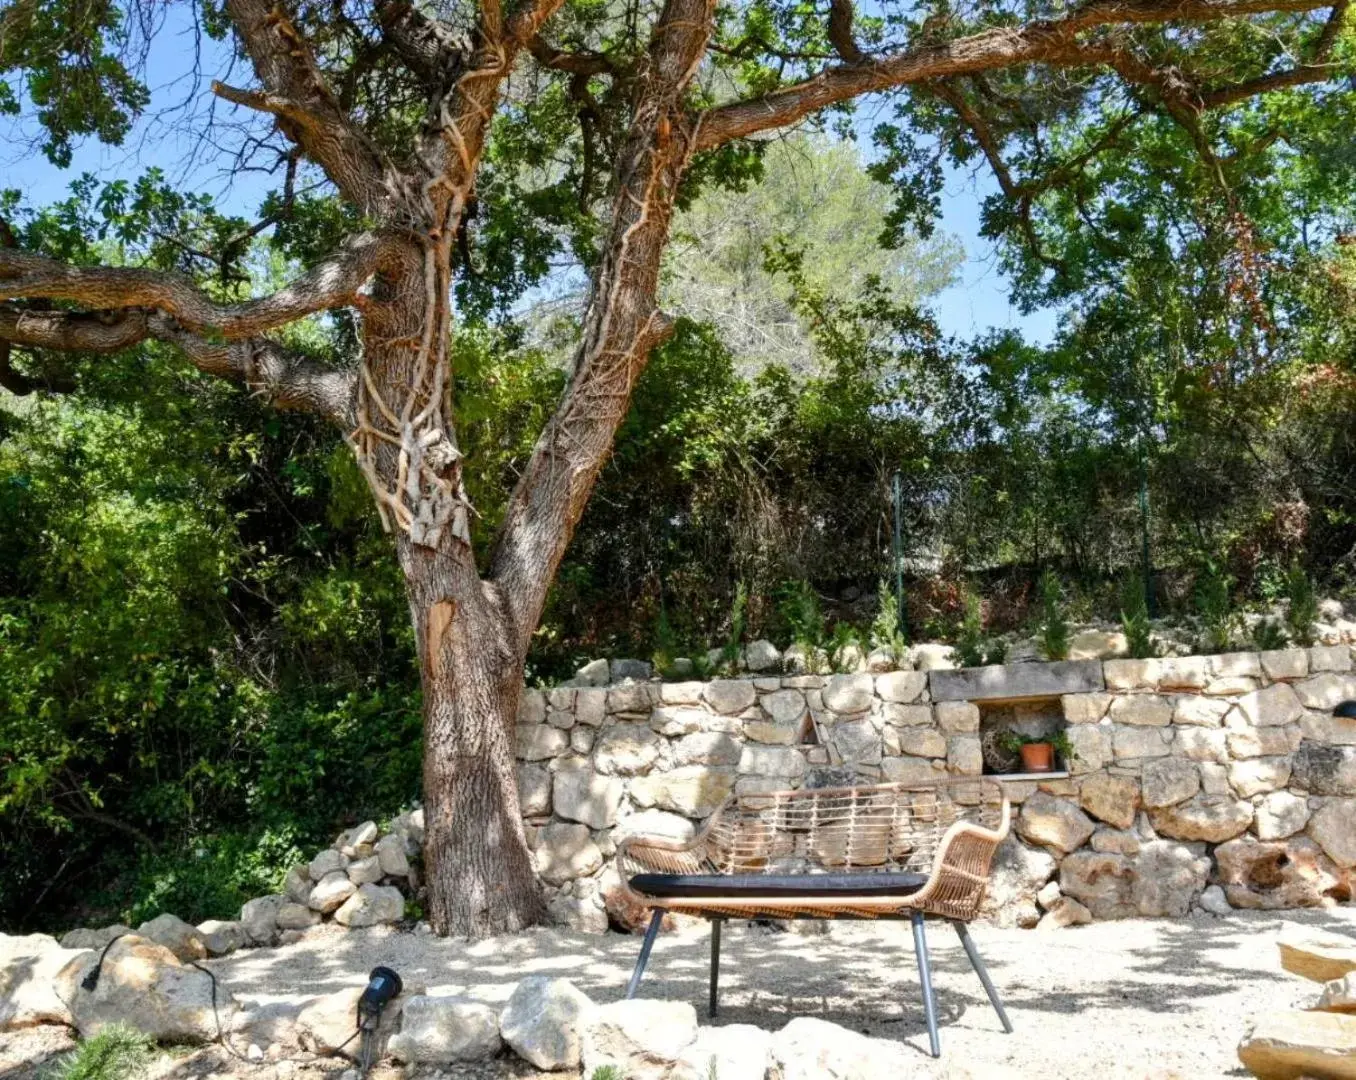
[693,0,1333,150]
[527,35,622,75]
[0,305,358,422]
[0,231,399,339]
[827,0,866,64]
[221,0,400,213]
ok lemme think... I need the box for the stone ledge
[929,660,1106,702]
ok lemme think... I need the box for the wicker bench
[616,776,1013,1058]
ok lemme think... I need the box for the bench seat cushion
[629,870,927,899]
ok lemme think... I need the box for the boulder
[833,718,883,764]
[773,1016,908,1080]
[347,855,384,885]
[283,865,313,904]
[1065,724,1113,773]
[1063,693,1112,724]
[1133,839,1210,917]
[308,848,349,881]
[375,832,411,878]
[498,976,592,1070]
[575,658,610,686]
[581,999,698,1080]
[650,706,706,736]
[673,732,742,767]
[1059,851,1137,919]
[517,723,569,761]
[1139,759,1201,809]
[1069,629,1126,660]
[1148,794,1253,843]
[631,767,736,816]
[1037,896,1093,930]
[1109,695,1174,727]
[1318,975,1356,1014]
[610,658,652,683]
[553,767,625,829]
[1198,884,1232,916]
[575,689,608,726]
[1256,791,1312,841]
[822,674,875,714]
[981,835,1058,927]
[0,933,88,1030]
[593,724,664,775]
[1230,757,1293,798]
[1079,773,1141,829]
[276,903,322,931]
[1237,1010,1356,1080]
[948,735,984,775]
[230,1000,303,1054]
[912,643,956,671]
[744,640,782,672]
[309,871,358,913]
[1279,926,1356,982]
[535,823,604,885]
[298,986,399,1056]
[1295,672,1356,711]
[1215,837,1344,909]
[333,884,404,928]
[671,1023,777,1080]
[338,821,379,856]
[58,925,131,951]
[1309,798,1356,867]
[1292,743,1356,796]
[547,894,609,934]
[705,679,758,715]
[196,920,244,957]
[63,934,233,1042]
[738,745,807,779]
[876,671,928,704]
[608,682,653,714]
[1261,649,1309,681]
[761,688,808,724]
[239,895,284,946]
[866,646,897,673]
[387,995,501,1064]
[1016,793,1095,854]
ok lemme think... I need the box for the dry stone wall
[520,648,1356,930]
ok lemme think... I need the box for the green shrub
[590,1068,624,1080]
[1285,562,1319,647]
[720,582,748,672]
[955,591,1002,667]
[1195,558,1239,653]
[47,1025,154,1080]
[1252,618,1288,651]
[1119,574,1157,659]
[1037,570,1070,661]
[869,577,907,655]
[777,580,824,658]
[828,622,863,673]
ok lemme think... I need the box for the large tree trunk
[361,242,544,937]
[401,541,544,936]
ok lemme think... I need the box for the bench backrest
[704,777,1008,877]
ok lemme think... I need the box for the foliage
[1194,559,1240,654]
[1285,563,1320,647]
[827,623,863,673]
[998,730,1076,762]
[46,1025,154,1080]
[777,580,824,656]
[1252,618,1288,651]
[1036,570,1070,661]
[955,592,1004,668]
[589,1069,623,1080]
[870,578,907,655]
[1119,575,1158,660]
[721,582,749,672]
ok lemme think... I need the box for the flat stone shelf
[928,659,1105,702]
[991,770,1071,782]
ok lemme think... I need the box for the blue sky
[1,12,1060,346]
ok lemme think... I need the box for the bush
[1037,570,1070,661]
[1195,559,1239,653]
[47,1025,154,1080]
[870,577,907,655]
[1119,574,1157,659]
[1285,562,1319,646]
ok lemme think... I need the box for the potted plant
[998,730,1077,773]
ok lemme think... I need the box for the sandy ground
[6,907,1355,1079]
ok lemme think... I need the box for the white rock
[576,658,611,685]
[59,925,131,951]
[912,643,956,671]
[283,865,313,904]
[581,999,698,1080]
[309,849,349,881]
[1198,884,1232,916]
[309,872,358,913]
[1308,798,1356,867]
[333,883,405,927]
[276,903,322,931]
[705,679,758,714]
[347,855,384,885]
[498,976,593,1070]
[388,995,501,1064]
[593,723,663,775]
[1255,791,1311,840]
[553,766,625,829]
[822,673,875,714]
[744,639,782,672]
[671,1023,777,1080]
[239,895,284,946]
[375,832,411,878]
[135,913,208,962]
[196,920,244,957]
[535,822,604,885]
[0,933,87,1030]
[773,1016,908,1080]
[64,934,233,1042]
[298,987,398,1055]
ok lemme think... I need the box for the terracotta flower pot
[1019,742,1055,772]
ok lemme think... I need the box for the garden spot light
[356,966,402,1073]
[1335,700,1356,719]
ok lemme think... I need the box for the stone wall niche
[978,697,1070,776]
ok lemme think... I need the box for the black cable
[80,932,128,992]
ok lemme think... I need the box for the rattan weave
[618,776,1010,921]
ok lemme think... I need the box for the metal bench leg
[627,909,664,999]
[952,920,1013,1033]
[910,910,941,1058]
[709,918,723,1018]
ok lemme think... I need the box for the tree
[1,0,1349,937]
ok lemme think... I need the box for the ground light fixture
[357,966,403,1073]
[1334,700,1356,719]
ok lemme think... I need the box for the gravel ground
[6,906,1353,1079]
